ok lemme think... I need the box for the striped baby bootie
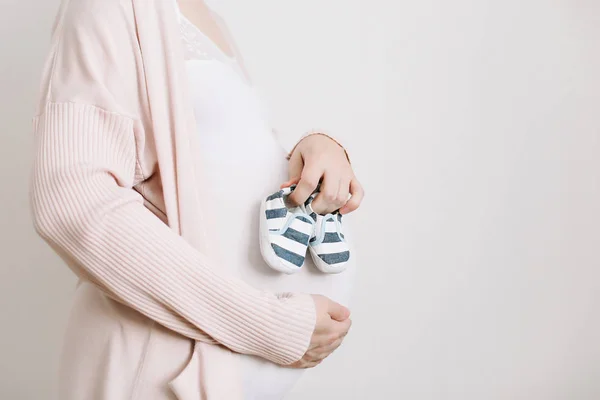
[259,185,315,274]
[302,192,350,274]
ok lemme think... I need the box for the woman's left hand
[282,134,364,215]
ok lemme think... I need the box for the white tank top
[174,3,356,398]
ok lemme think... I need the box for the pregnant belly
[217,190,356,399]
[198,138,356,305]
[197,130,356,399]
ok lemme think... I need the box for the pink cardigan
[30,0,316,398]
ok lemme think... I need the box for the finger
[311,172,341,214]
[287,166,322,207]
[339,178,365,215]
[287,148,304,181]
[280,176,300,189]
[310,334,346,362]
[336,176,351,210]
[327,299,350,321]
[288,356,321,369]
[303,360,322,369]
[315,337,344,360]
[333,317,352,337]
[309,320,345,348]
[287,359,317,369]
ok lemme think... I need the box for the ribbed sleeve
[30,102,316,365]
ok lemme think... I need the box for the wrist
[270,292,317,365]
[287,129,351,163]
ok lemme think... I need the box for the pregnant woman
[30,0,363,399]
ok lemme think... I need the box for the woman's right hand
[289,295,352,368]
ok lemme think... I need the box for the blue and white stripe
[304,194,350,273]
[260,186,315,273]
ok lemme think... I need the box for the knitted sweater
[30,0,316,373]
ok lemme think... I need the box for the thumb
[327,300,350,322]
[280,176,300,189]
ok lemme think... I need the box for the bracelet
[286,129,351,164]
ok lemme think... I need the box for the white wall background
[1,0,599,399]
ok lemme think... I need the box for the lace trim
[178,13,236,64]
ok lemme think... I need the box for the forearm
[31,103,316,365]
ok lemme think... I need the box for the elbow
[30,169,119,249]
[30,183,60,242]
[30,176,75,243]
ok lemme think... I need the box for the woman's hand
[282,134,364,215]
[289,295,352,368]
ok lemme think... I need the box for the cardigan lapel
[131,0,211,254]
[131,1,242,398]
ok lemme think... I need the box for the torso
[176,2,356,398]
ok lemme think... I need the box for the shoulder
[43,0,143,118]
[58,0,134,38]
